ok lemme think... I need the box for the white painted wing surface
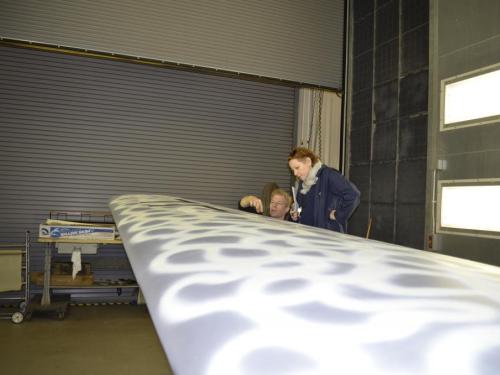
[110,194,500,375]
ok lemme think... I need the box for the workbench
[32,237,140,319]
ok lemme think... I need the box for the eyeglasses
[270,201,287,207]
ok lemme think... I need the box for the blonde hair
[271,188,292,207]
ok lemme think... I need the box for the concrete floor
[0,304,172,375]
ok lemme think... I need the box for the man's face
[269,193,290,219]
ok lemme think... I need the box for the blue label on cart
[39,224,115,239]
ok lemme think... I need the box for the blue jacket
[297,165,360,233]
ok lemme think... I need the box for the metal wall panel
[0,45,295,289]
[0,0,345,88]
[347,0,429,249]
[426,0,500,265]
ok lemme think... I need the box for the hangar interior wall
[347,0,429,249]
[425,0,500,266]
[0,45,295,298]
[0,0,345,88]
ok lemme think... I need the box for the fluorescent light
[441,185,500,232]
[444,68,500,125]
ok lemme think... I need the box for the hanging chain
[306,90,316,147]
[316,90,323,159]
[306,89,323,159]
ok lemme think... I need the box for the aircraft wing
[110,194,500,375]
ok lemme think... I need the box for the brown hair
[261,182,280,216]
[288,147,319,165]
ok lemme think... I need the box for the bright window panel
[444,68,500,124]
[440,185,500,232]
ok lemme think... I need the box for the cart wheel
[18,301,26,310]
[24,312,33,321]
[11,312,24,324]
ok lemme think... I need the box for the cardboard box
[31,271,94,286]
[53,261,91,276]
[39,224,115,240]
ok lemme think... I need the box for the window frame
[437,178,500,239]
[440,62,500,131]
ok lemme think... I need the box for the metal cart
[0,231,31,323]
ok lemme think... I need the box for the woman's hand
[329,209,336,220]
[290,208,300,221]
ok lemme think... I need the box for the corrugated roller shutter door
[0,0,344,88]
[0,45,295,242]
